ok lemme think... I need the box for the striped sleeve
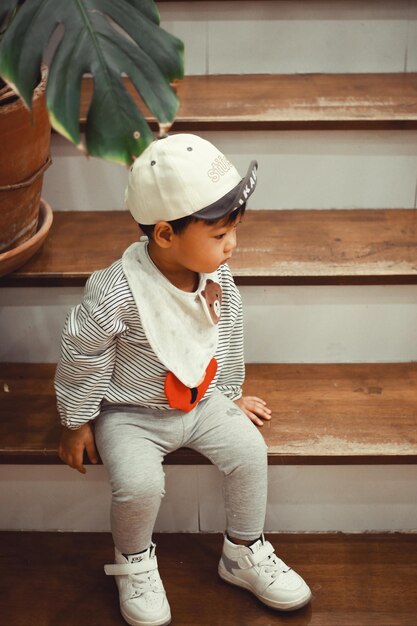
[54,262,128,429]
[215,265,245,401]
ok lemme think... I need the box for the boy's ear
[153,221,175,248]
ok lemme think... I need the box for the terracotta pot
[0,198,53,277]
[0,69,51,255]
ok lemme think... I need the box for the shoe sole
[218,563,312,611]
[120,606,171,626]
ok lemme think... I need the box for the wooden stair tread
[2,209,417,287]
[1,531,417,626]
[1,362,417,465]
[79,74,417,130]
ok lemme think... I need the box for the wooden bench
[80,74,417,131]
[1,531,416,625]
[2,209,417,287]
[1,362,416,465]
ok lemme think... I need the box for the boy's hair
[139,203,246,240]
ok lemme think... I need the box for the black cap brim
[192,160,258,221]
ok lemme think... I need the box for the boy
[55,134,311,626]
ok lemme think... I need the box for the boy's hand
[58,422,98,474]
[234,396,272,427]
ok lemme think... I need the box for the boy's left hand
[234,396,272,427]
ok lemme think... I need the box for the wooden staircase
[2,361,417,465]
[1,1,417,625]
[81,74,417,131]
[2,208,417,287]
[1,531,417,626]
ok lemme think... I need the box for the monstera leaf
[0,0,20,37]
[0,0,184,164]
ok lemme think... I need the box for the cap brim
[193,160,258,221]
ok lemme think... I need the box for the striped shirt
[55,259,244,429]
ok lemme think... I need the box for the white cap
[125,133,258,224]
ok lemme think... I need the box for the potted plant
[0,0,184,276]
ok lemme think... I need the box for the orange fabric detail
[164,358,218,412]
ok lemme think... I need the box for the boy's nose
[224,232,237,253]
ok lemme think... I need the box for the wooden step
[1,362,416,465]
[2,209,417,287]
[1,531,416,626]
[79,74,417,131]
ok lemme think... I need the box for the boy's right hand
[58,422,98,474]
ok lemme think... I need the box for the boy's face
[170,213,241,274]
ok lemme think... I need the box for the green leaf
[0,0,20,31]
[119,0,160,26]
[0,0,184,164]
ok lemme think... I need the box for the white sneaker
[218,535,312,611]
[104,543,171,626]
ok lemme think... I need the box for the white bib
[122,241,221,388]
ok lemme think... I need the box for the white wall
[1,285,417,364]
[1,464,416,533]
[43,131,417,211]
[159,1,417,74]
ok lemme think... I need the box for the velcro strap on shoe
[236,555,254,569]
[104,557,158,576]
[238,541,275,569]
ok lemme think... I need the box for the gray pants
[94,390,268,554]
